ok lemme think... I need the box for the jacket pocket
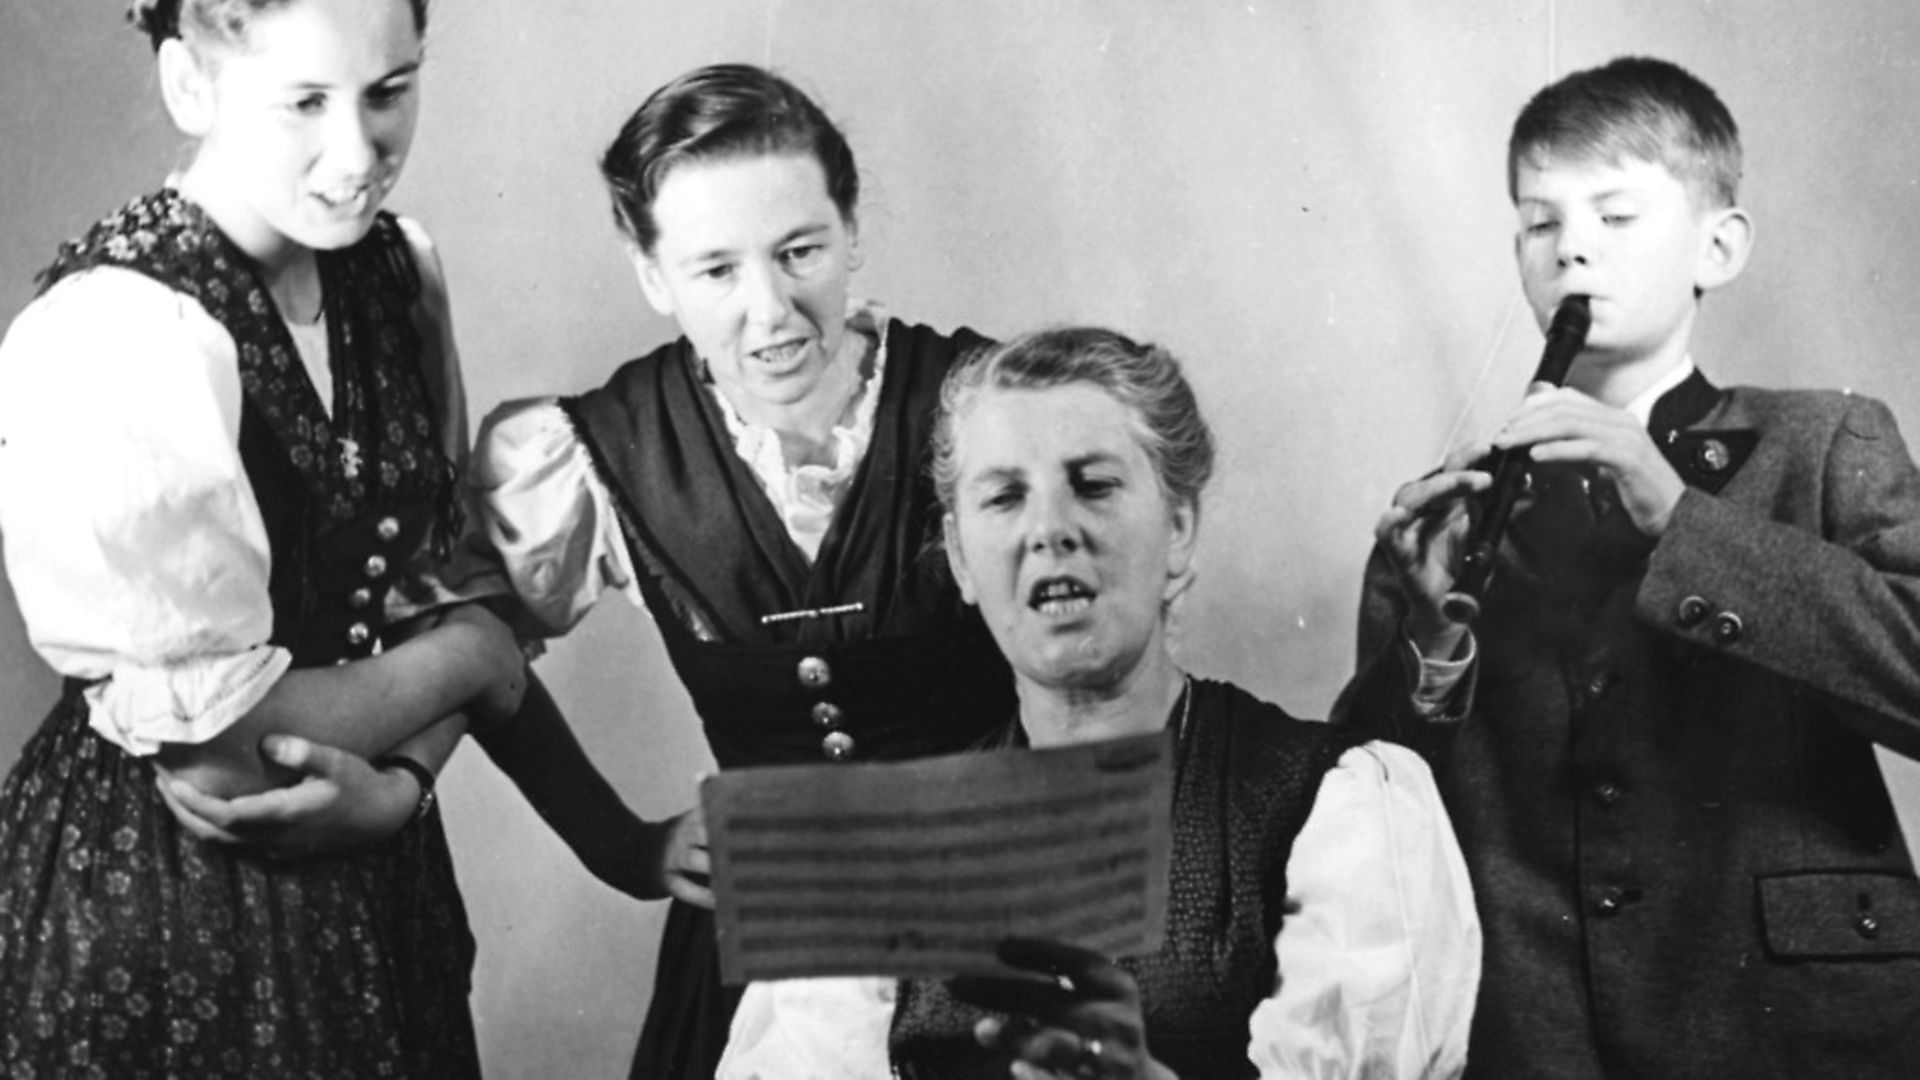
[1757,870,1920,959]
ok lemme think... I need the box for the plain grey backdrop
[6,1,1920,1074]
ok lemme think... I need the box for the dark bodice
[562,319,1014,768]
[39,190,460,669]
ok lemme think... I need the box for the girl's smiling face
[169,0,424,270]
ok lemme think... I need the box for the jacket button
[364,554,388,579]
[348,587,374,610]
[1677,595,1710,627]
[346,622,371,647]
[821,730,856,761]
[1584,673,1612,702]
[1857,914,1882,940]
[797,656,832,689]
[1593,781,1622,806]
[1593,887,1625,916]
[810,701,844,730]
[794,653,833,684]
[1712,611,1744,644]
[376,515,402,542]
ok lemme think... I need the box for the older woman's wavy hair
[931,326,1216,517]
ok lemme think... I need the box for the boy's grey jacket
[1338,369,1920,1079]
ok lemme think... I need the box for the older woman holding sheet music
[718,326,1481,1079]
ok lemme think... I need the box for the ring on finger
[1071,1035,1106,1079]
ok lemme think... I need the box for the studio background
[5,1,1920,1074]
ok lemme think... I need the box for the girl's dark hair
[599,63,859,252]
[128,0,430,52]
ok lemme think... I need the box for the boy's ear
[627,246,676,318]
[1696,206,1754,293]
[156,38,215,138]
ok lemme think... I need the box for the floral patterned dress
[0,191,481,1078]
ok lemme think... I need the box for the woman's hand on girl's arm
[158,712,467,859]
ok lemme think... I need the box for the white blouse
[717,740,1482,1079]
[0,214,473,756]
[468,301,890,637]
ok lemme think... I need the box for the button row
[797,655,855,761]
[345,516,402,653]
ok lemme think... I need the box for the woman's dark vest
[38,190,459,668]
[890,679,1362,1079]
[560,321,1013,768]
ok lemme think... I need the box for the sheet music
[703,729,1173,984]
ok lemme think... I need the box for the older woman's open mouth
[1029,576,1095,616]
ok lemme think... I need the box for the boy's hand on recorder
[1495,387,1686,537]
[1376,443,1493,658]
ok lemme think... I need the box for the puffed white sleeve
[468,396,644,636]
[0,268,290,755]
[382,215,514,615]
[718,977,898,1080]
[1248,741,1481,1079]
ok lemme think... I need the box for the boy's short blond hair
[1508,56,1742,210]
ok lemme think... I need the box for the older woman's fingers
[976,1014,1098,1068]
[997,937,1134,997]
[993,1023,1136,1080]
[949,972,1074,1019]
[953,936,1131,1014]
[1008,1025,1096,1072]
[973,1013,1041,1049]
[953,936,1144,1026]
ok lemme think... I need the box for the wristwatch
[371,754,437,824]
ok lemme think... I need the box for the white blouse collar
[1625,357,1695,427]
[705,299,891,562]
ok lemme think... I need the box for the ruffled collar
[704,300,891,561]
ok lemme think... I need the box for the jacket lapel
[1650,369,1757,495]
